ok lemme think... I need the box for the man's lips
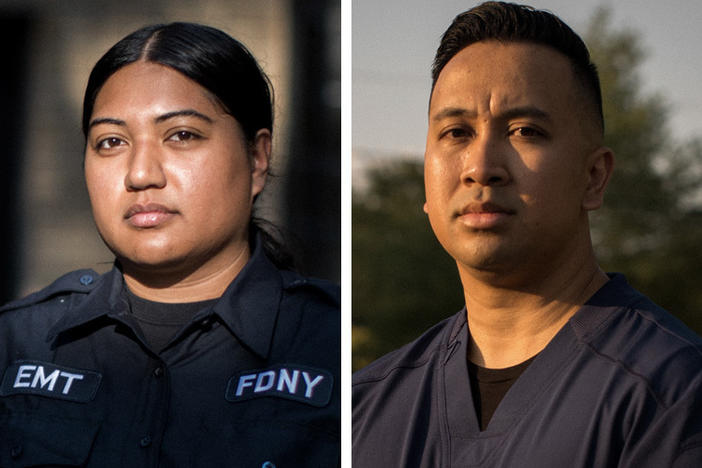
[456,202,515,229]
[124,203,176,228]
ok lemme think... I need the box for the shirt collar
[46,266,128,343]
[212,236,283,359]
[569,273,640,338]
[48,235,283,360]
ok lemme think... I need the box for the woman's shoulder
[0,269,104,316]
[278,270,340,309]
[274,271,340,349]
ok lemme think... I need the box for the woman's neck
[122,243,251,303]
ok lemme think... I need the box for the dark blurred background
[0,0,340,304]
[353,9,702,370]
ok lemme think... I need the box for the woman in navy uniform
[0,23,339,467]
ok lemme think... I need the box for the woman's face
[84,61,269,279]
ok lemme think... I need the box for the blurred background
[0,0,341,305]
[353,0,702,370]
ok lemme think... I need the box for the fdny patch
[0,360,102,403]
[226,364,333,407]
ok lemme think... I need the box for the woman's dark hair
[82,22,272,141]
[83,22,296,270]
[432,1,604,133]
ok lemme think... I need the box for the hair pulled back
[82,22,272,142]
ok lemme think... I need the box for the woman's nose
[124,141,166,191]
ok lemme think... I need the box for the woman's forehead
[92,62,223,119]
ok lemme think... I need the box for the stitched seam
[580,340,669,410]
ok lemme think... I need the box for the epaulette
[280,270,340,307]
[0,269,100,313]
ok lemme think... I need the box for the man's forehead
[429,41,578,114]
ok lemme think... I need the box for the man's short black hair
[432,1,603,133]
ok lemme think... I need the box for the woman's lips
[124,203,176,228]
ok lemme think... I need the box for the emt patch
[0,360,102,403]
[225,364,333,407]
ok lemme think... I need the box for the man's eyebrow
[430,106,552,123]
[154,109,214,124]
[498,106,552,123]
[431,107,477,122]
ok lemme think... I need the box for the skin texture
[424,41,614,368]
[84,61,270,302]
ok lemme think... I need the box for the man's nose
[460,133,510,187]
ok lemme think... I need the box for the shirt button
[140,436,152,448]
[153,366,164,378]
[79,274,94,286]
[10,444,22,458]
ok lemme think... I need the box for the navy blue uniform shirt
[0,240,340,467]
[353,274,702,467]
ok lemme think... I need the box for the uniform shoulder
[0,269,101,314]
[279,270,340,308]
[578,276,702,404]
[628,298,702,397]
[353,312,460,386]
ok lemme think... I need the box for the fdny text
[226,364,333,407]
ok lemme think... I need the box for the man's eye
[511,126,542,137]
[96,137,125,150]
[442,127,470,139]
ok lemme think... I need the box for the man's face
[424,41,607,281]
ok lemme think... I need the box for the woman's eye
[168,130,201,142]
[96,137,124,150]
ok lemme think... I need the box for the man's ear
[250,128,271,200]
[582,146,614,211]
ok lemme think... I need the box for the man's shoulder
[576,274,702,403]
[353,311,462,387]
[352,312,461,467]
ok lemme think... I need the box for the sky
[353,0,702,160]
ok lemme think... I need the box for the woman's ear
[250,128,271,200]
[582,146,615,211]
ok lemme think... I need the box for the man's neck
[459,256,609,369]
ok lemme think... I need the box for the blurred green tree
[352,161,464,370]
[352,9,702,371]
[587,8,702,331]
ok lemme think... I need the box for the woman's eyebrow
[88,109,214,131]
[88,117,125,130]
[155,109,214,124]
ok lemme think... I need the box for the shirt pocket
[0,412,100,467]
[220,420,339,467]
